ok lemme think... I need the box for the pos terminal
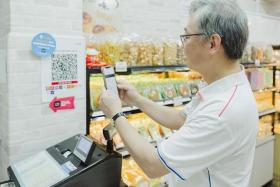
[3,129,124,187]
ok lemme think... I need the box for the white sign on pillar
[41,36,84,103]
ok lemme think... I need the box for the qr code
[51,54,78,81]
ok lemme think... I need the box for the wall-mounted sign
[41,36,84,103]
[49,96,75,112]
[32,33,56,57]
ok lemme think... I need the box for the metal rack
[243,62,278,135]
[86,63,279,134]
[86,65,190,134]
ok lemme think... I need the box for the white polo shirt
[157,68,258,187]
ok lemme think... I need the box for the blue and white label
[32,33,56,57]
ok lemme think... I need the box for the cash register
[3,125,125,187]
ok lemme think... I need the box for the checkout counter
[1,125,126,187]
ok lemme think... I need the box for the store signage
[115,61,127,72]
[49,96,75,112]
[255,59,260,66]
[41,37,84,103]
[32,33,56,57]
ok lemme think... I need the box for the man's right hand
[117,80,142,107]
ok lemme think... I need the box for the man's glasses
[180,33,205,44]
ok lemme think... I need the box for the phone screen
[102,66,119,96]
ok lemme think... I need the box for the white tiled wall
[117,0,280,44]
[0,0,85,181]
[0,0,10,181]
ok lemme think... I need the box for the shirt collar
[197,65,247,100]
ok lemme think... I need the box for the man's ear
[209,34,222,54]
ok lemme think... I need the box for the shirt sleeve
[181,98,197,117]
[156,113,236,180]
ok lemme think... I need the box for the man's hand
[99,90,122,118]
[117,80,142,107]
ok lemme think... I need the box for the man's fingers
[116,79,129,84]
[117,84,130,91]
[119,90,125,100]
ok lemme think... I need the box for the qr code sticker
[51,54,78,81]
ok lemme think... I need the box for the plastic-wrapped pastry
[160,126,173,137]
[89,75,103,111]
[251,46,257,62]
[90,119,110,145]
[147,86,162,101]
[138,127,153,141]
[122,158,149,186]
[96,42,120,65]
[152,43,164,66]
[176,82,190,97]
[163,40,177,65]
[114,133,125,149]
[137,42,154,66]
[161,83,177,100]
[264,45,273,62]
[148,124,162,141]
[177,44,185,65]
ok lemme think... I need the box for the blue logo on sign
[32,33,56,57]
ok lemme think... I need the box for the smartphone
[101,66,119,96]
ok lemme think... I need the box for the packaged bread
[160,126,173,137]
[148,124,162,141]
[89,75,103,111]
[177,43,185,65]
[163,40,177,65]
[254,91,274,112]
[122,158,149,186]
[147,86,162,101]
[90,119,110,145]
[138,127,153,141]
[264,45,273,62]
[114,133,124,149]
[137,41,154,66]
[161,83,177,100]
[175,81,190,97]
[152,42,164,66]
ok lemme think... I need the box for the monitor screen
[77,137,92,155]
[73,135,94,163]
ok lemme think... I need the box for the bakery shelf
[120,135,276,157]
[91,97,191,118]
[242,62,278,68]
[87,65,189,74]
[253,87,277,93]
[258,108,277,117]
[256,135,275,148]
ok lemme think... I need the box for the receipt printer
[6,134,123,187]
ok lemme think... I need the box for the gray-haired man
[99,0,258,186]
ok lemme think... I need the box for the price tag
[115,61,128,72]
[173,97,183,106]
[255,59,260,66]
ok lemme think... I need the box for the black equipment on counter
[6,133,125,187]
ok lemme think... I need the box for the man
[99,0,258,186]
